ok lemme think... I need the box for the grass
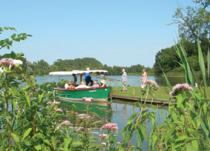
[111,86,171,101]
[111,86,210,101]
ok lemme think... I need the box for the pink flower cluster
[56,120,72,130]
[0,58,23,67]
[170,83,193,96]
[101,123,118,132]
[60,120,72,126]
[144,80,159,89]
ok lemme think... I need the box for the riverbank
[111,87,170,101]
[111,86,210,101]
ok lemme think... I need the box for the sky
[0,0,194,67]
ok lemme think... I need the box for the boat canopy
[49,70,108,76]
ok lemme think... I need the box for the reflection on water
[111,100,168,136]
[110,100,168,150]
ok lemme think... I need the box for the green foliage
[149,40,210,151]
[150,91,210,150]
[0,27,31,49]
[176,43,195,85]
[154,0,209,75]
[154,38,209,75]
[208,50,210,80]
[50,57,103,71]
[28,58,152,75]
[173,1,210,41]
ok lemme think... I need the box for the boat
[49,70,112,116]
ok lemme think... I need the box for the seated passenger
[76,81,90,89]
[92,80,100,88]
[64,83,69,89]
[67,81,76,90]
[100,79,107,87]
[64,81,76,90]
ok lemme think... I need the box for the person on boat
[72,74,77,85]
[68,81,76,90]
[84,67,93,86]
[92,80,100,88]
[64,81,76,90]
[121,68,127,91]
[100,79,107,88]
[141,68,147,88]
[76,81,90,89]
[64,82,69,89]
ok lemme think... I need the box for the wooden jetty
[110,95,173,106]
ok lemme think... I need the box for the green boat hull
[55,87,112,117]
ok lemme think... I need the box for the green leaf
[38,93,44,103]
[157,58,171,87]
[34,145,42,151]
[64,138,71,151]
[11,133,20,143]
[207,50,210,80]
[186,140,199,151]
[22,128,32,140]
[176,43,195,85]
[197,40,207,87]
[25,92,31,106]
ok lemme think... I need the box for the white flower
[13,59,23,66]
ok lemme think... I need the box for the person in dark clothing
[72,74,77,85]
[84,68,93,86]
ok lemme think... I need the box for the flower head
[101,123,118,132]
[55,120,72,130]
[144,80,159,89]
[99,134,108,140]
[55,108,63,112]
[170,83,193,96]
[0,58,23,67]
[60,120,72,126]
[101,142,106,146]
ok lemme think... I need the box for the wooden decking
[110,95,173,106]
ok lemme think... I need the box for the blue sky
[0,0,194,67]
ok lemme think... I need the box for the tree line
[26,57,153,75]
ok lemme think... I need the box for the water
[111,100,167,132]
[36,76,169,149]
[111,100,168,149]
[36,75,184,86]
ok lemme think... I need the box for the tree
[33,60,50,75]
[173,0,210,42]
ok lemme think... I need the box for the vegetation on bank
[111,86,210,101]
[112,87,170,101]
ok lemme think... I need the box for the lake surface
[36,75,184,86]
[36,76,168,149]
[111,100,168,149]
